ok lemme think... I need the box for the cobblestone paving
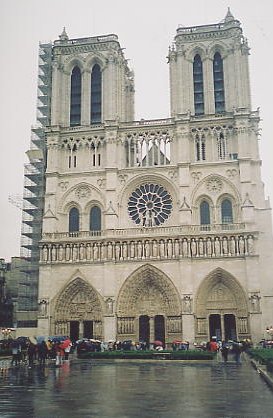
[0,357,273,418]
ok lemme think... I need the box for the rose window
[128,183,172,226]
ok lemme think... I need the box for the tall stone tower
[20,11,273,344]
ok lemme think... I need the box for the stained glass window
[70,66,81,126]
[128,184,172,226]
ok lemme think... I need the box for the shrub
[78,350,216,360]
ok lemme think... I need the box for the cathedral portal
[116,265,182,345]
[195,268,250,342]
[52,278,103,341]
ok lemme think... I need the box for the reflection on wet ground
[0,358,273,418]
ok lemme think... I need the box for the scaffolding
[18,43,52,324]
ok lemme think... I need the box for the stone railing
[40,229,256,264]
[41,223,246,241]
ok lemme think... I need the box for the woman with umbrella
[60,337,72,360]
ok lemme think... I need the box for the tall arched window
[70,66,82,126]
[90,206,101,232]
[193,55,204,115]
[213,53,225,113]
[69,207,80,233]
[91,64,102,124]
[217,132,227,160]
[221,199,233,224]
[196,134,206,161]
[200,201,210,227]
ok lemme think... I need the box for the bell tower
[50,29,135,127]
[168,9,251,117]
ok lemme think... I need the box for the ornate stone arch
[52,277,104,339]
[58,182,104,213]
[195,268,249,340]
[64,56,85,74]
[193,193,214,224]
[116,264,182,342]
[207,42,229,60]
[185,44,207,62]
[85,54,106,72]
[191,174,241,224]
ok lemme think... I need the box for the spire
[224,7,234,23]
[59,27,69,42]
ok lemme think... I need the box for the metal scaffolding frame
[19,43,52,319]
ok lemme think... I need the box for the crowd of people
[7,337,73,367]
[0,335,253,367]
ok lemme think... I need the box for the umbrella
[29,336,37,345]
[173,340,183,344]
[153,340,163,346]
[61,338,72,349]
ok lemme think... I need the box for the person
[27,342,37,368]
[221,340,229,362]
[208,337,219,352]
[11,340,20,366]
[232,341,242,364]
[63,340,72,360]
[38,340,48,365]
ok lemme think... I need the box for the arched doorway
[52,278,103,342]
[195,268,249,342]
[116,265,182,345]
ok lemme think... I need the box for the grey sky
[0,0,272,260]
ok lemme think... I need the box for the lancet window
[200,201,211,227]
[193,55,204,115]
[70,66,82,126]
[221,199,233,224]
[217,132,228,160]
[195,134,206,161]
[125,131,171,168]
[69,207,80,233]
[91,64,102,124]
[68,144,77,168]
[213,53,225,113]
[90,206,102,232]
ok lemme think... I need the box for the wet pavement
[0,357,273,418]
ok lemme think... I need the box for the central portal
[117,265,182,344]
[139,315,150,344]
[138,315,166,345]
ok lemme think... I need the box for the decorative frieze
[40,233,256,264]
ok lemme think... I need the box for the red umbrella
[153,340,163,346]
[61,338,72,349]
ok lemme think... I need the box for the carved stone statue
[115,242,121,260]
[122,242,128,259]
[183,295,192,313]
[137,241,142,259]
[105,298,114,315]
[239,236,245,255]
[182,238,188,257]
[167,240,173,258]
[144,241,150,258]
[247,235,254,255]
[174,239,180,257]
[159,240,165,258]
[130,241,135,258]
[152,240,158,258]
[107,242,113,260]
[230,236,236,256]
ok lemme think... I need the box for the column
[149,316,155,345]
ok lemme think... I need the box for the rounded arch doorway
[195,268,249,342]
[116,265,182,346]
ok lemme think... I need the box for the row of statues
[41,234,255,263]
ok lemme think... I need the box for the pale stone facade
[36,11,273,344]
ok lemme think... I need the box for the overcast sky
[0,0,273,260]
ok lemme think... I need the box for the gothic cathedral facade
[33,11,273,344]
